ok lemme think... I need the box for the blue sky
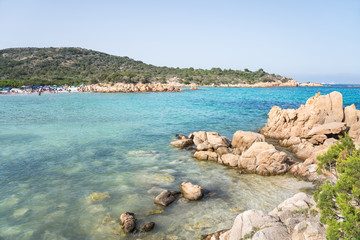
[0,0,359,83]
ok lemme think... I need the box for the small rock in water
[120,212,136,233]
[146,209,164,216]
[90,192,110,201]
[170,139,194,148]
[180,182,204,200]
[154,190,176,206]
[139,222,155,232]
[229,207,245,212]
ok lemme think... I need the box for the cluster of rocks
[171,130,296,176]
[83,83,183,93]
[169,91,360,239]
[203,192,326,240]
[299,82,323,87]
[91,181,204,238]
[260,91,360,182]
[172,91,360,182]
[154,181,204,207]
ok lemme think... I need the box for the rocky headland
[171,91,359,239]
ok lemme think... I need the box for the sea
[1,86,359,240]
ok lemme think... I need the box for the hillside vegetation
[0,47,291,87]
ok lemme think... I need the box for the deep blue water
[0,86,359,239]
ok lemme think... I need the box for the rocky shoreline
[170,91,359,239]
[82,80,324,93]
[88,91,358,239]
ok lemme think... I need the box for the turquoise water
[1,86,359,240]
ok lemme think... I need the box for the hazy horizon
[1,0,359,84]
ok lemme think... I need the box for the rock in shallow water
[89,192,110,201]
[180,182,203,200]
[154,190,176,206]
[170,139,193,148]
[120,212,136,233]
[139,222,155,232]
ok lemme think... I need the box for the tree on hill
[0,47,292,87]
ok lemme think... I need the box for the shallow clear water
[1,86,359,240]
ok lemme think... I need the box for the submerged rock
[139,222,155,232]
[120,212,136,233]
[89,192,110,201]
[146,208,164,216]
[180,182,203,200]
[154,190,176,206]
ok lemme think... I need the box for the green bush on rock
[314,134,360,239]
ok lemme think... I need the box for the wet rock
[231,130,265,153]
[154,190,176,206]
[89,192,110,201]
[180,182,203,200]
[120,212,136,233]
[170,139,193,148]
[139,222,155,232]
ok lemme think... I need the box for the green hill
[0,47,291,87]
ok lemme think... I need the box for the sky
[0,0,359,84]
